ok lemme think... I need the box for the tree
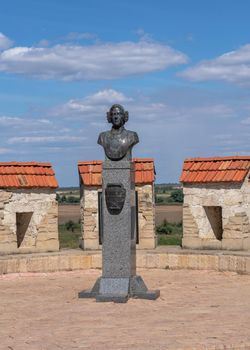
[170,189,183,203]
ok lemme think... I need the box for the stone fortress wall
[0,162,59,255]
[182,170,250,251]
[0,189,58,254]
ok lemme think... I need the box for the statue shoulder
[97,131,109,145]
[127,130,139,145]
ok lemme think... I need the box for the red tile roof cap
[180,156,250,184]
[78,158,155,186]
[0,162,58,188]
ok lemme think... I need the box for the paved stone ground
[1,269,250,350]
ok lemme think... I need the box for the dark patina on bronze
[98,104,139,161]
[105,183,126,215]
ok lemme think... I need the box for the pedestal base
[78,275,160,303]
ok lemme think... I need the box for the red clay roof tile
[78,158,155,186]
[180,156,250,184]
[0,162,58,189]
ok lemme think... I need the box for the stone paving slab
[1,269,250,349]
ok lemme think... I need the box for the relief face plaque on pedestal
[79,104,160,303]
[105,183,126,215]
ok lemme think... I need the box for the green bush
[155,196,164,204]
[65,220,78,232]
[67,196,80,203]
[170,189,184,203]
[156,219,173,234]
[156,220,183,246]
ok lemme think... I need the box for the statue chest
[104,133,131,160]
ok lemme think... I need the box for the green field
[59,218,183,249]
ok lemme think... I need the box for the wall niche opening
[204,206,223,241]
[16,212,33,248]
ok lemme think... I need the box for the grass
[58,223,81,249]
[157,233,182,246]
[156,220,183,246]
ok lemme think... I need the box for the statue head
[107,104,129,128]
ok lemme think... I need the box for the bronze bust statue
[98,104,139,161]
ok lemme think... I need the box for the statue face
[110,107,124,128]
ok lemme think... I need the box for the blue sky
[1,0,250,185]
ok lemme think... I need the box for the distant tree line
[56,193,80,204]
[155,188,183,204]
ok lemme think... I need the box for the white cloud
[8,135,84,144]
[1,86,250,185]
[86,89,132,104]
[0,147,12,154]
[241,117,250,124]
[179,44,250,84]
[50,89,132,117]
[0,38,188,81]
[0,33,13,50]
[0,116,23,126]
[49,88,235,128]
[0,115,51,128]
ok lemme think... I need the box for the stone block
[76,255,92,270]
[140,229,155,238]
[0,242,17,254]
[187,254,213,270]
[157,253,169,269]
[83,216,96,224]
[83,238,99,250]
[178,254,189,269]
[48,219,57,226]
[35,239,59,252]
[91,253,102,268]
[224,193,243,206]
[219,255,246,273]
[0,233,15,243]
[243,237,250,250]
[183,230,199,237]
[201,239,222,250]
[83,229,98,239]
[138,237,156,249]
[83,210,92,216]
[235,257,246,274]
[145,254,159,268]
[229,216,247,225]
[201,195,219,206]
[199,255,219,271]
[222,238,243,250]
[245,258,250,274]
[0,191,12,203]
[136,253,147,268]
[168,254,179,269]
[223,228,244,239]
[218,255,232,272]
[182,237,201,249]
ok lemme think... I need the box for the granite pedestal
[79,160,160,303]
